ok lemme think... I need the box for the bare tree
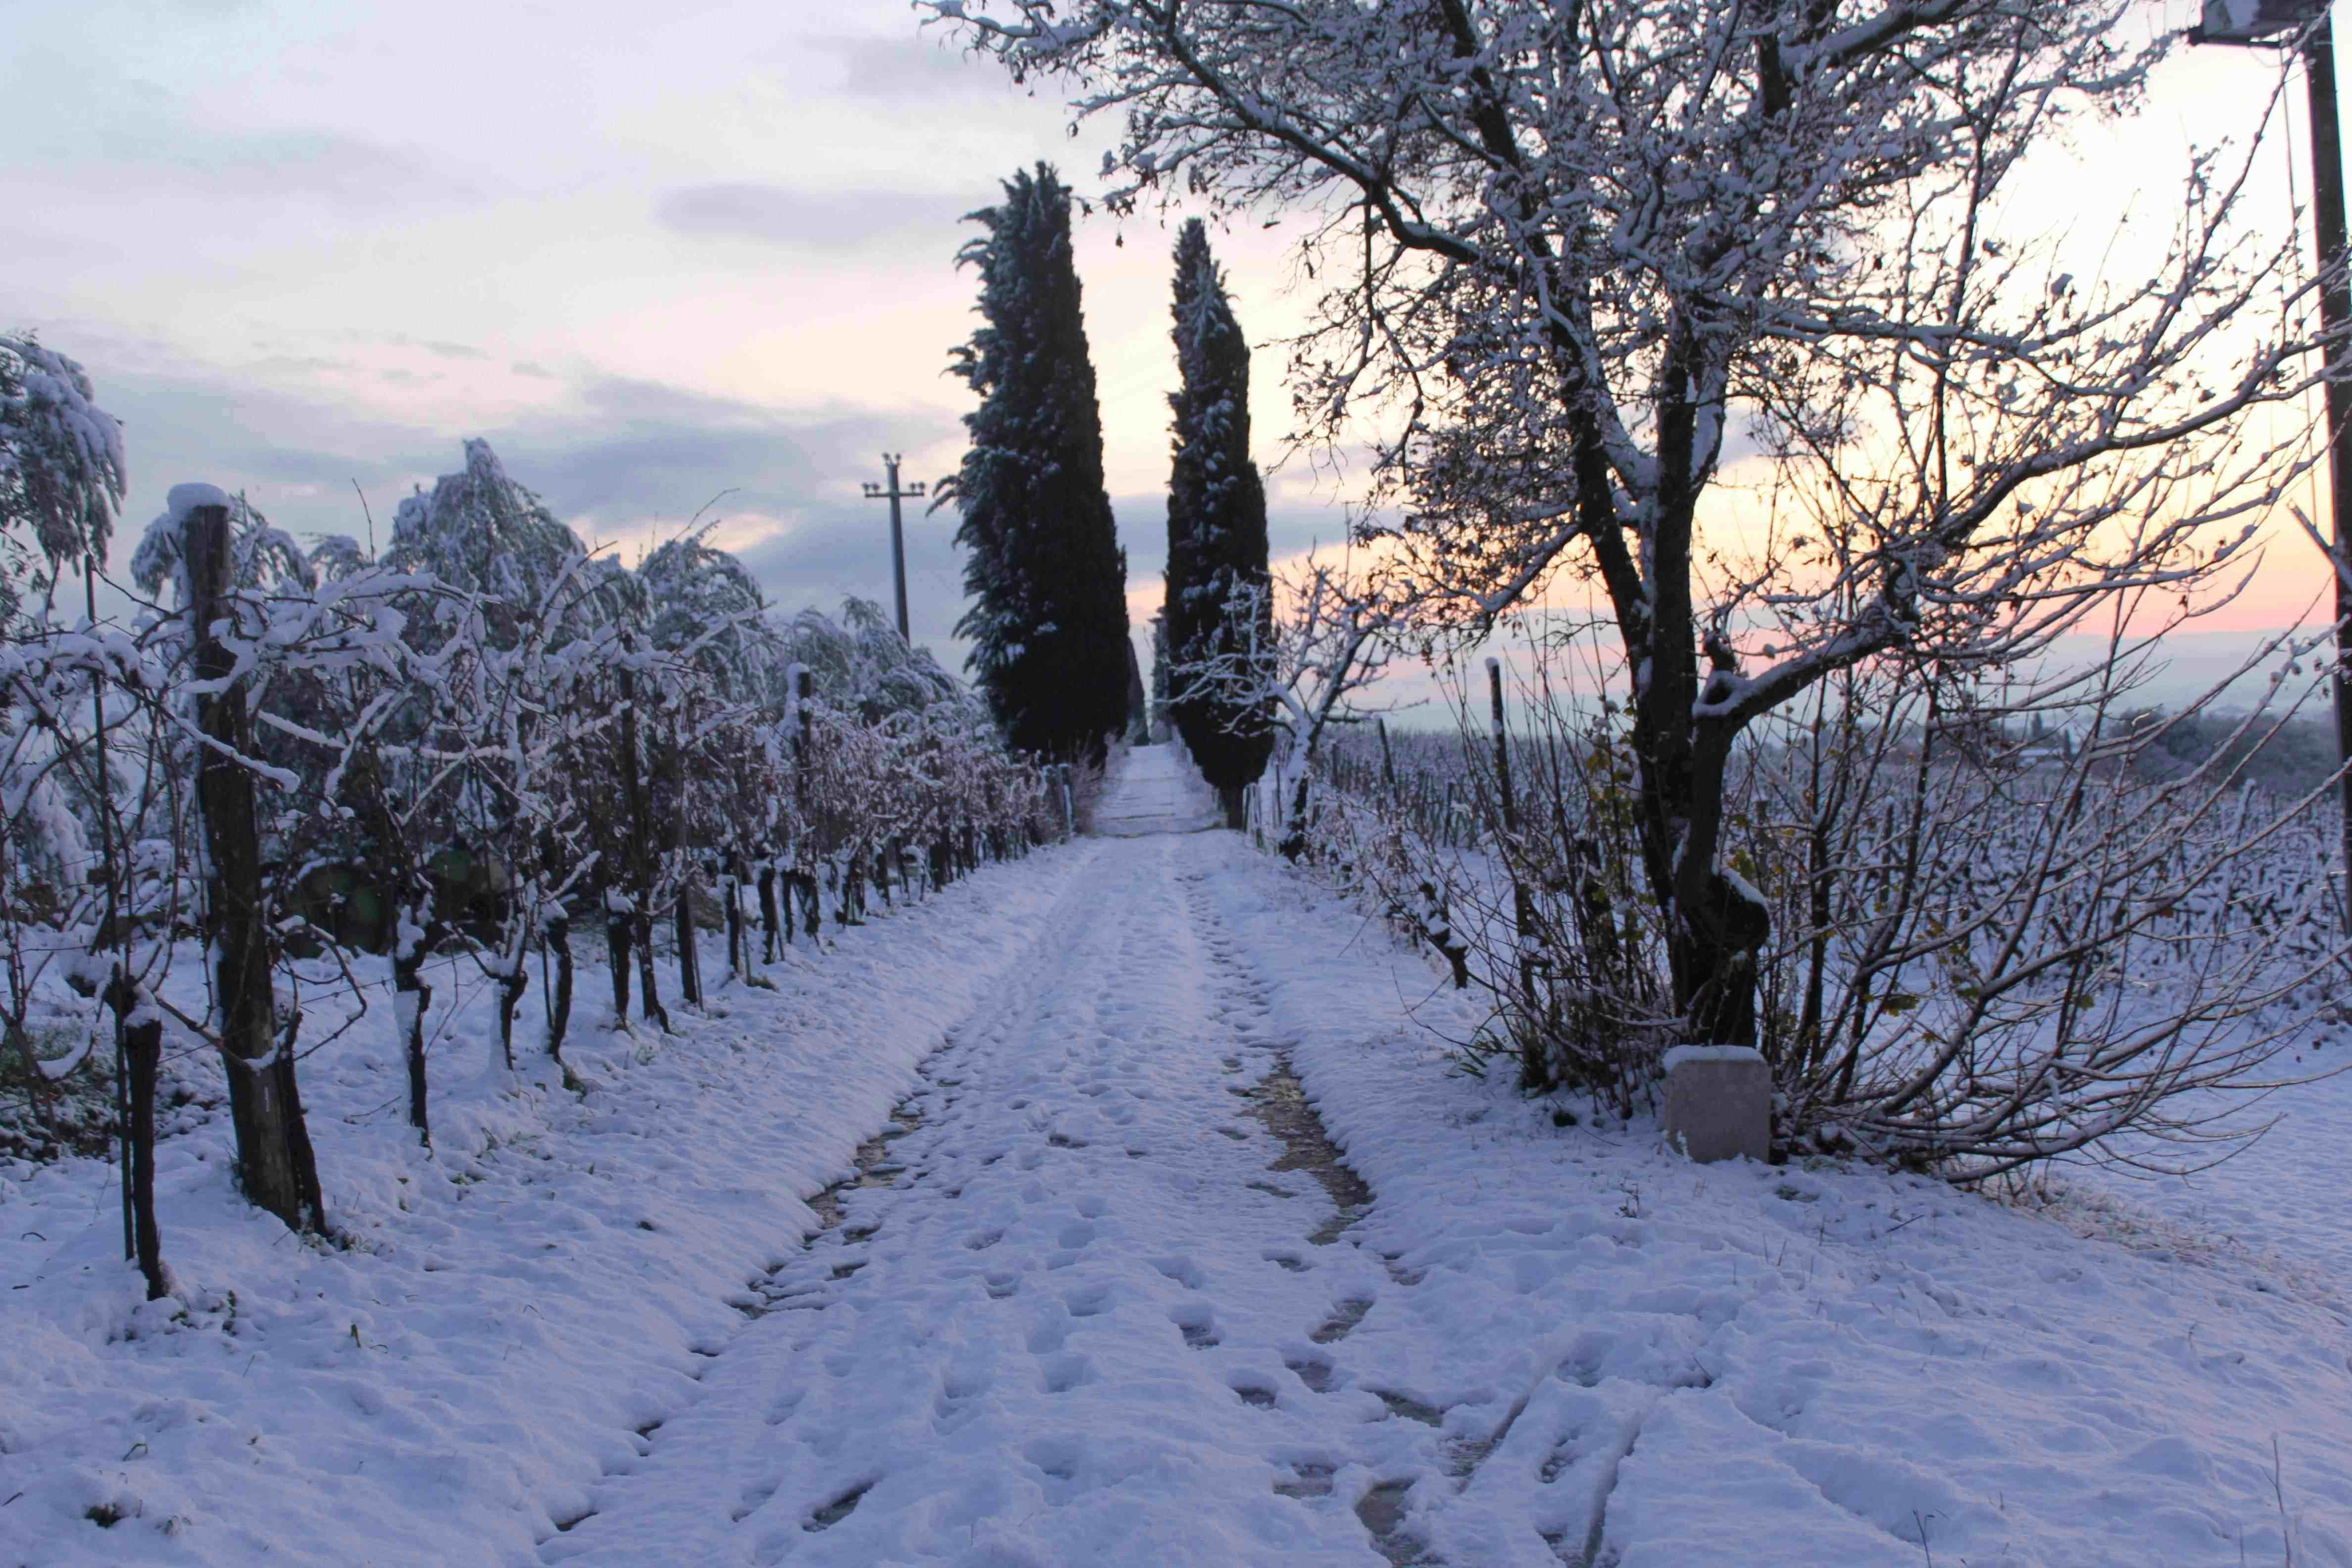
[1169,552,1412,857]
[926,0,2324,1048]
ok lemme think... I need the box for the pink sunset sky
[3,0,2334,722]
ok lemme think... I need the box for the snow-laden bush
[1,432,1064,1291]
[1304,639,2350,1183]
[0,334,124,618]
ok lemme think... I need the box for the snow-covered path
[9,825,2351,1566]
[544,835,1415,1566]
[539,829,2352,1568]
[1091,743,1222,837]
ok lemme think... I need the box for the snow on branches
[0,334,125,614]
[927,0,2330,1052]
[2,437,1064,1266]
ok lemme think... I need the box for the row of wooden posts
[104,502,1078,1299]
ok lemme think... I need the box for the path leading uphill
[541,828,1431,1567]
[533,749,2352,1568]
[13,757,2352,1566]
[1090,741,1225,837]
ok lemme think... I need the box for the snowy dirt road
[10,783,2350,1566]
[518,824,2352,1568]
[544,835,1429,1567]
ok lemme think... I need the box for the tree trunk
[635,909,667,1031]
[272,1009,327,1234]
[723,851,746,977]
[674,880,702,1007]
[544,910,574,1060]
[394,907,434,1148]
[186,501,319,1232]
[605,891,632,1022]
[106,976,166,1299]
[1280,766,1313,861]
[1219,781,1245,830]
[836,847,866,928]
[493,949,527,1073]
[757,861,780,959]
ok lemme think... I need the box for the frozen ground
[1091,742,1222,837]
[3,782,2350,1563]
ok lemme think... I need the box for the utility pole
[862,453,925,644]
[2193,0,2352,929]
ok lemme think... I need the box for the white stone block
[1663,1045,1771,1164]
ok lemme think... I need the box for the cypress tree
[1164,219,1274,828]
[943,163,1130,764]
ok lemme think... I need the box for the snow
[3,832,2349,1564]
[0,850,1085,1561]
[1204,837,2352,1565]
[1661,1044,1764,1071]
[1089,742,1221,836]
[161,483,231,520]
[129,484,234,607]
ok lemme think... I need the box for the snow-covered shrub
[0,334,124,617]
[0,431,1064,1306]
[1304,637,2349,1182]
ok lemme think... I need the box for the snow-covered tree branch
[927,0,2326,1049]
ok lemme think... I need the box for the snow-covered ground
[0,849,1088,1564]
[4,805,2350,1564]
[1091,741,1222,837]
[1207,835,2352,1566]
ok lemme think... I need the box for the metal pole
[2303,18,2352,931]
[885,457,909,644]
[863,453,924,645]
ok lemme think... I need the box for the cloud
[1112,490,1358,596]
[13,101,460,203]
[1,40,466,204]
[655,185,977,250]
[799,30,1022,103]
[103,356,972,638]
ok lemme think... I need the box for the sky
[1,0,2335,725]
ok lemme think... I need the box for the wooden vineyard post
[186,498,324,1232]
[757,857,781,960]
[792,668,821,942]
[1488,658,1545,1090]
[103,975,166,1297]
[671,729,701,1008]
[615,642,668,1029]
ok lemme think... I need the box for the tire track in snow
[1169,860,1451,1567]
[539,835,1460,1567]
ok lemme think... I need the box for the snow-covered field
[0,848,1088,1564]
[4,798,2350,1565]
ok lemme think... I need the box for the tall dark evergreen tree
[942,163,1130,763]
[1164,219,1274,828]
